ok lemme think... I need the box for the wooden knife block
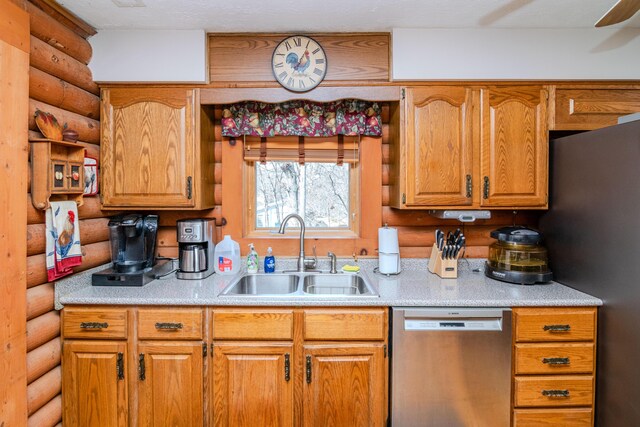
[428,243,458,279]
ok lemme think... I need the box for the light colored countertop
[56,258,602,308]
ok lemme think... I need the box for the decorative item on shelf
[29,138,85,210]
[83,153,98,196]
[34,109,63,141]
[62,126,79,143]
[428,229,465,279]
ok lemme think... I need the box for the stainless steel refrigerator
[539,119,640,426]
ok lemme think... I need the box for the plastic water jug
[213,235,241,275]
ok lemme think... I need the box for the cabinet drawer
[138,308,203,340]
[63,307,128,339]
[515,343,595,375]
[304,309,386,341]
[514,408,593,426]
[514,308,596,342]
[514,376,593,408]
[212,309,293,340]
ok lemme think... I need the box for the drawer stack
[512,307,597,426]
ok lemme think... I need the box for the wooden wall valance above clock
[208,33,390,84]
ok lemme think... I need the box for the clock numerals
[298,80,306,90]
[278,71,288,81]
[284,41,292,51]
[312,48,321,55]
[287,77,294,87]
[315,58,325,65]
[313,68,324,76]
[294,37,302,47]
[274,62,284,69]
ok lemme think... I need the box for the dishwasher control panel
[404,319,503,331]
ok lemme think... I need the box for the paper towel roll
[378,226,399,253]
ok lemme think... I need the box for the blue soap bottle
[264,247,276,273]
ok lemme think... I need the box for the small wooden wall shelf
[30,138,85,210]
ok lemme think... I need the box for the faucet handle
[304,245,317,270]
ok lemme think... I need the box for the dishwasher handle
[398,308,510,332]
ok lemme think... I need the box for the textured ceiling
[59,0,640,31]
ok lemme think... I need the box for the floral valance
[221,100,382,138]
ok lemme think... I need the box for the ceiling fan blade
[595,0,640,27]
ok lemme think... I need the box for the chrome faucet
[328,252,337,274]
[278,214,307,272]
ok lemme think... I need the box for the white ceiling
[59,0,640,31]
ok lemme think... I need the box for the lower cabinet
[137,342,203,427]
[62,340,128,427]
[212,342,294,427]
[303,343,386,427]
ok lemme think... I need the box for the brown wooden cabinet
[390,85,548,209]
[303,343,386,427]
[553,88,640,130]
[137,342,203,427]
[212,343,294,427]
[100,87,215,209]
[512,307,597,426]
[62,340,128,427]
[481,86,548,208]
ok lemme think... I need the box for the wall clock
[271,35,327,92]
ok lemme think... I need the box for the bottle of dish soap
[247,243,259,274]
[213,235,241,275]
[264,247,275,273]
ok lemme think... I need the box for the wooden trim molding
[200,86,401,104]
[0,1,29,425]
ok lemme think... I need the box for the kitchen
[1,0,640,426]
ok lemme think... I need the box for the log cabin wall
[11,1,108,425]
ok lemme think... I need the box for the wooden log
[27,194,110,225]
[156,206,223,227]
[157,246,178,258]
[26,282,54,320]
[214,140,222,163]
[29,67,99,119]
[382,143,390,164]
[25,1,92,64]
[27,337,61,384]
[27,365,61,416]
[30,35,98,95]
[29,98,100,143]
[214,163,222,185]
[382,207,461,227]
[382,164,389,186]
[27,217,110,256]
[214,124,222,141]
[28,0,96,39]
[26,240,112,288]
[381,123,389,144]
[26,311,59,352]
[157,226,177,248]
[382,185,389,206]
[27,394,61,427]
[400,245,488,259]
[214,184,222,205]
[380,103,390,123]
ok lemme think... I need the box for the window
[255,161,353,229]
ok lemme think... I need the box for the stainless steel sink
[220,274,299,296]
[302,274,376,296]
[219,271,378,298]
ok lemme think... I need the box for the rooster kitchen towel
[46,201,82,281]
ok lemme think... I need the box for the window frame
[243,160,361,239]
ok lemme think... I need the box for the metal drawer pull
[284,353,290,382]
[116,352,124,380]
[542,389,570,398]
[138,353,146,381]
[80,322,109,329]
[155,322,183,330]
[542,357,570,365]
[543,324,571,332]
[306,355,312,384]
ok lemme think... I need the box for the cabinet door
[303,343,386,427]
[62,340,128,427]
[137,342,203,427]
[212,342,294,427]
[481,86,548,207]
[101,88,196,208]
[404,87,475,206]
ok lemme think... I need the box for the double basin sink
[220,271,378,298]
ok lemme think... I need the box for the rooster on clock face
[286,50,311,76]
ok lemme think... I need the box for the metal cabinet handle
[466,174,472,198]
[80,322,109,329]
[542,389,570,398]
[138,353,146,381]
[483,176,489,199]
[306,355,312,384]
[543,324,571,332]
[116,352,124,380]
[284,353,290,382]
[542,357,570,365]
[155,322,183,330]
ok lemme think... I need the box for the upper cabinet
[481,86,548,208]
[553,88,640,130]
[390,85,548,210]
[100,87,215,210]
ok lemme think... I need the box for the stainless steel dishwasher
[391,307,512,427]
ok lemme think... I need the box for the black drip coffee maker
[92,214,170,286]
